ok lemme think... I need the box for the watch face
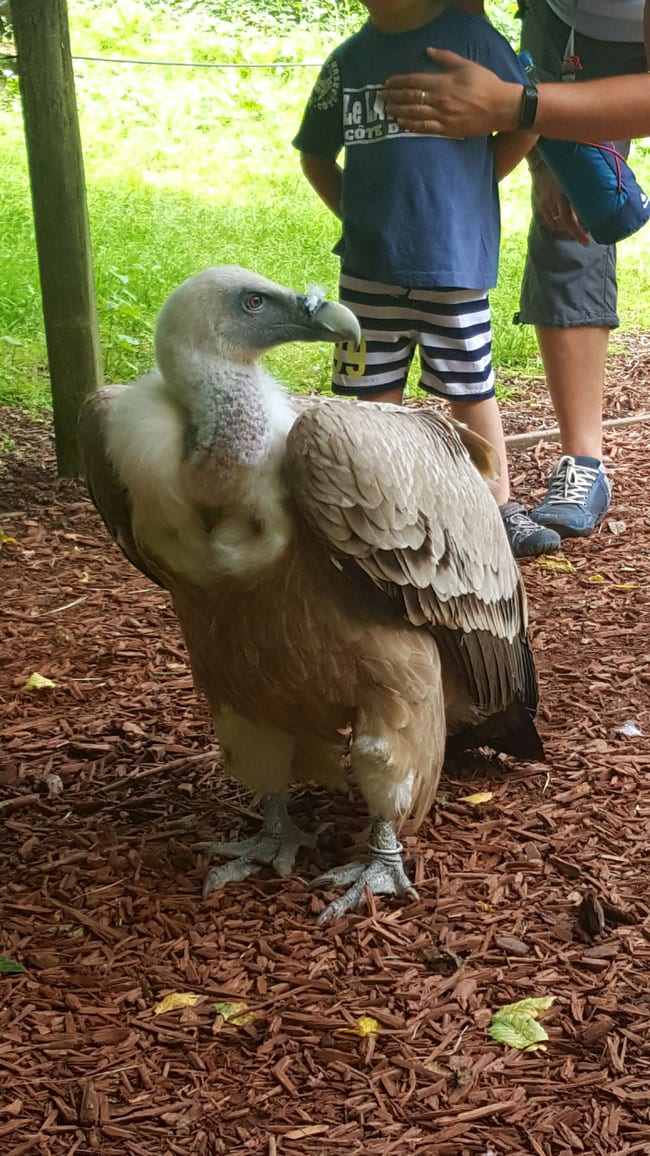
[310,59,341,111]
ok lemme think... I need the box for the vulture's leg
[199,793,319,897]
[313,817,417,924]
[198,711,318,895]
[313,673,445,923]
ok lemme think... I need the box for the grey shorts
[517,0,646,329]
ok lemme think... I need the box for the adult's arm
[383,48,650,140]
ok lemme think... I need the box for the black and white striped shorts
[332,274,495,402]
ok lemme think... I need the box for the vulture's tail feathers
[435,624,545,763]
[446,702,545,762]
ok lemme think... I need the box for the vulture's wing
[285,402,542,759]
[78,385,164,587]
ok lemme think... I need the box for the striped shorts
[332,273,495,402]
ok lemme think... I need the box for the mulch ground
[1,342,650,1156]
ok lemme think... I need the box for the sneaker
[531,455,611,537]
[500,500,562,559]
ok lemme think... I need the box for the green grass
[1,0,650,410]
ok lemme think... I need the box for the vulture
[79,266,543,923]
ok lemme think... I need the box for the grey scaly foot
[312,817,418,925]
[196,793,320,898]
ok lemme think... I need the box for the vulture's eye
[243,292,265,313]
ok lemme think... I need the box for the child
[293,0,560,558]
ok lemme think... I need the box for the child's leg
[332,274,415,403]
[449,396,509,506]
[332,332,409,405]
[449,397,561,557]
[415,287,561,558]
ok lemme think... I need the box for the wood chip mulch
[1,342,650,1156]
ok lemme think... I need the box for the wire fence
[70,54,321,69]
[0,51,324,77]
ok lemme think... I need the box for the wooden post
[12,0,103,477]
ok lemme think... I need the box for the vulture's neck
[184,365,276,472]
[168,359,297,578]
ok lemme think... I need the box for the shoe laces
[501,502,548,539]
[503,504,534,532]
[546,455,599,505]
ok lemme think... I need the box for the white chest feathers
[105,369,296,584]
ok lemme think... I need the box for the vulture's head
[154,265,361,385]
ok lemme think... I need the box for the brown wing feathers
[78,387,164,588]
[286,402,543,761]
[81,384,543,765]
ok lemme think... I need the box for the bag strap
[584,141,626,191]
[561,0,580,82]
[520,0,583,78]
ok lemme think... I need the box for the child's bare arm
[300,153,343,218]
[494,129,538,181]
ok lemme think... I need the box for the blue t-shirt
[293,7,526,289]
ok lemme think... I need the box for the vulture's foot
[198,794,319,898]
[313,819,418,924]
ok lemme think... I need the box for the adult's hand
[532,164,591,246]
[382,47,522,137]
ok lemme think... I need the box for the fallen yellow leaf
[153,992,200,1015]
[336,1015,382,1038]
[23,673,56,691]
[613,583,637,591]
[587,574,605,583]
[537,557,575,573]
[459,791,494,805]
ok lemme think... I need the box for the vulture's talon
[314,853,418,924]
[202,857,262,898]
[197,800,321,896]
[196,833,284,863]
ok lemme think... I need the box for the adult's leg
[521,221,616,535]
[519,1,645,534]
[535,324,609,460]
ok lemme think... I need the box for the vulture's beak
[295,294,361,346]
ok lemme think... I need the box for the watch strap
[519,82,539,130]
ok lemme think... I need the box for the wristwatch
[519,81,539,130]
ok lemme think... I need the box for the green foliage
[1,0,650,409]
[132,0,366,33]
[0,955,26,974]
[488,996,555,1052]
[485,0,520,44]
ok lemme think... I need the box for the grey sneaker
[531,455,611,537]
[500,500,562,559]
